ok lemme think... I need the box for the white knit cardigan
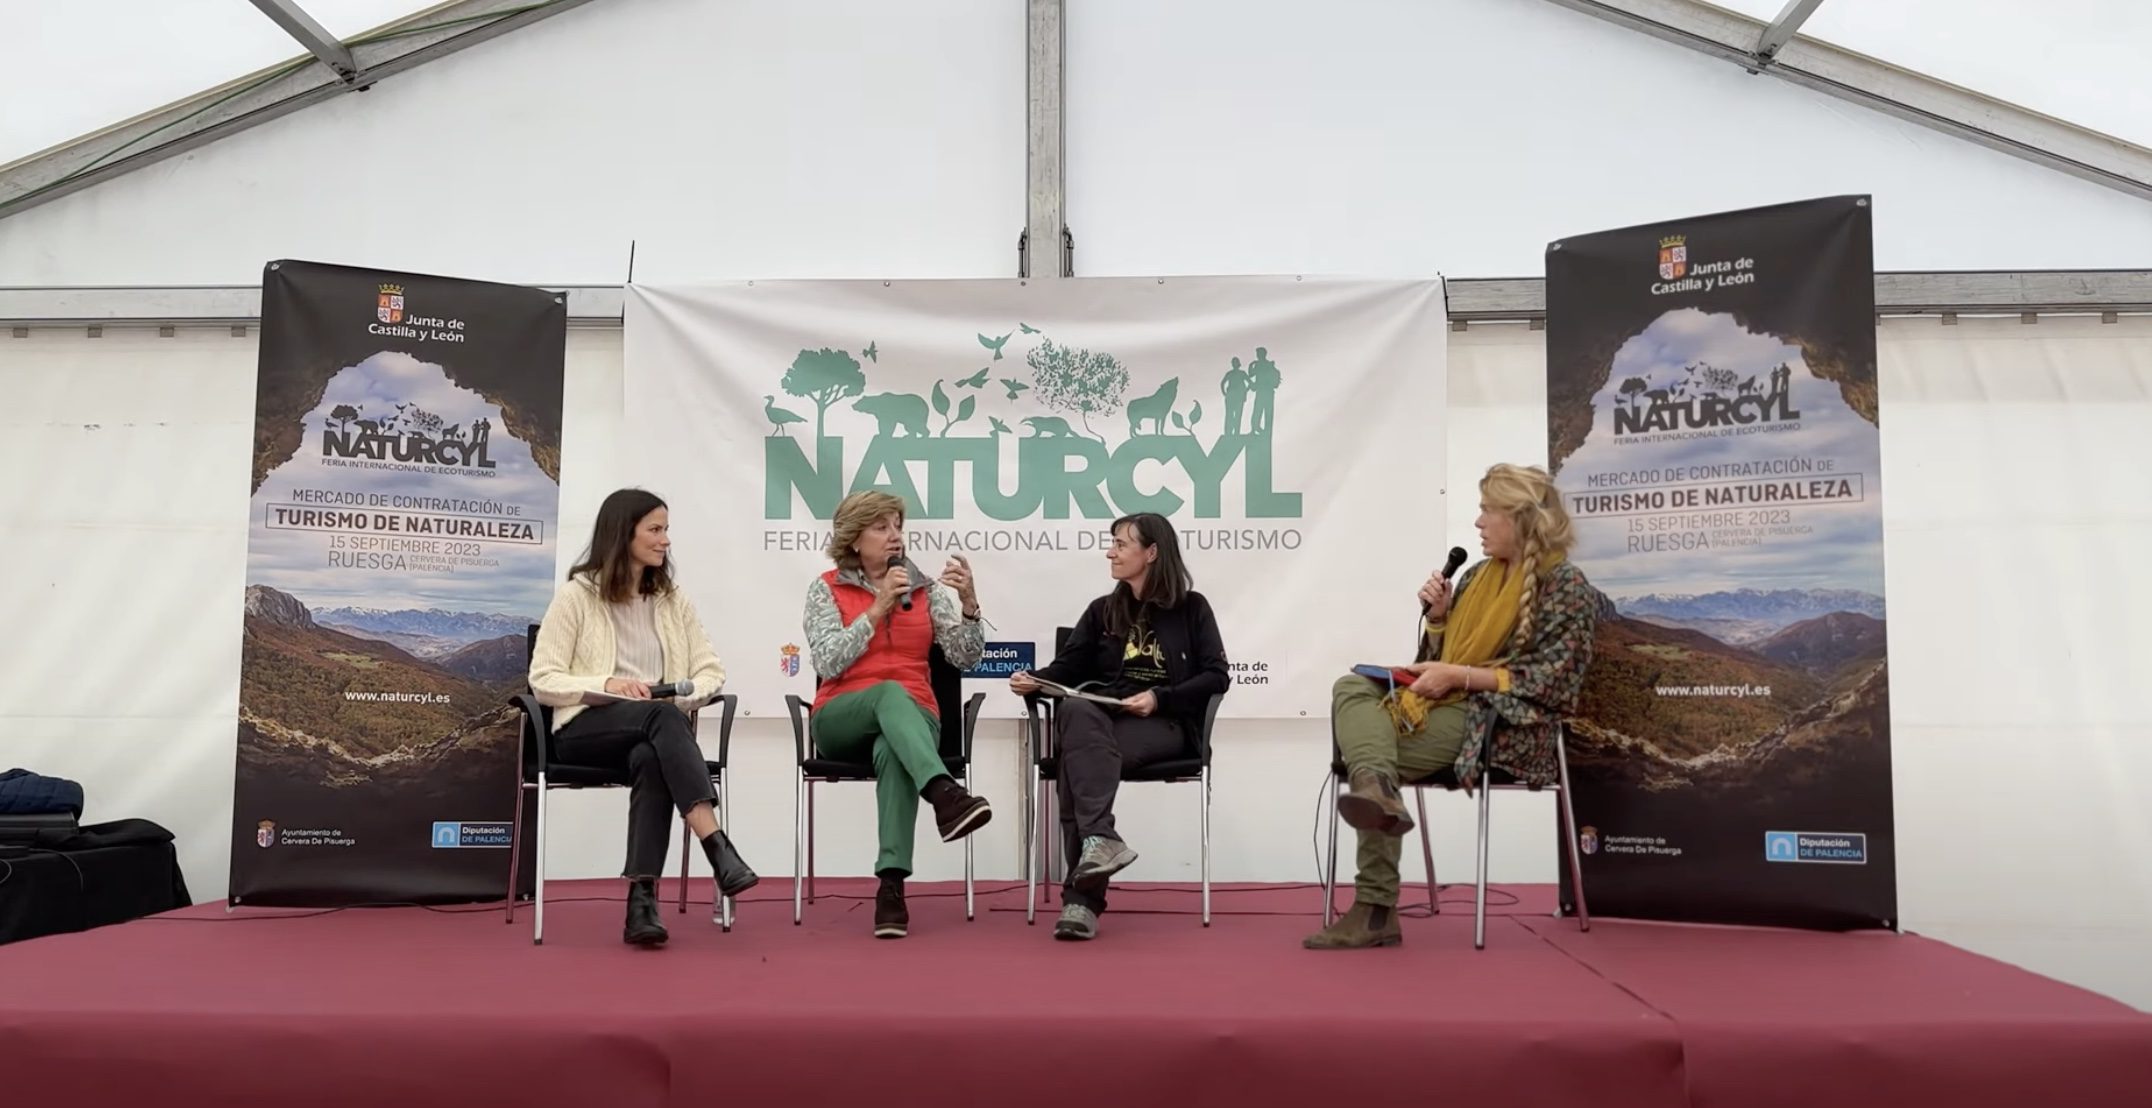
[528,575,727,732]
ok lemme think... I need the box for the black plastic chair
[1320,714,1590,949]
[1021,626,1224,926]
[784,643,984,923]
[504,624,740,945]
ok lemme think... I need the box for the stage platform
[2,879,2145,1108]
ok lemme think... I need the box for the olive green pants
[1330,674,1468,906]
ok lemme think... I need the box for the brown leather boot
[1336,768,1414,835]
[1303,901,1403,949]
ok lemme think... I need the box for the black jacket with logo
[1032,590,1230,731]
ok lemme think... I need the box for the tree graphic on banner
[1026,339,1129,443]
[782,347,867,440]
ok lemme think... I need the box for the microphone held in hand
[889,553,912,611]
[1421,546,1470,618]
[646,679,695,700]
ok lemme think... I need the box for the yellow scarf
[1384,551,1564,733]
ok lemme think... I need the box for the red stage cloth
[0,881,2141,1108]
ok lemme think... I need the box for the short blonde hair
[826,491,908,569]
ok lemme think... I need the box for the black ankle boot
[700,830,760,898]
[873,870,908,939]
[921,777,992,842]
[623,876,668,947]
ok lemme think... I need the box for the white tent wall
[7,318,2149,1011]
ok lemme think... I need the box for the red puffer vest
[810,568,938,717]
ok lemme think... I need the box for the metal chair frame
[1021,690,1222,926]
[784,645,985,924]
[1321,720,1591,948]
[503,678,739,946]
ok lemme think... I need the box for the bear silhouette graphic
[852,392,930,437]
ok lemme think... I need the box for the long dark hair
[569,488,673,604]
[1103,512,1192,636]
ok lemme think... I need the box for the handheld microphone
[1416,547,1470,643]
[647,679,695,700]
[889,553,912,611]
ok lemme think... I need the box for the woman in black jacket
[1010,512,1229,940]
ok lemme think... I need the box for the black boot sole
[937,798,992,842]
[624,925,669,946]
[702,834,762,898]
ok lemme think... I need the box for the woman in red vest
[803,491,992,939]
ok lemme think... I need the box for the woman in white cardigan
[528,488,757,946]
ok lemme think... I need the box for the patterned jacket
[1419,559,1598,789]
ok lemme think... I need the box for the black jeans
[1054,698,1188,912]
[554,701,715,877]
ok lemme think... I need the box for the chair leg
[792,770,805,926]
[678,821,690,915]
[1322,769,1342,926]
[1026,761,1042,924]
[1042,783,1058,892]
[1416,787,1438,916]
[1473,779,1493,950]
[718,772,733,932]
[534,776,549,946]
[505,780,527,925]
[1556,735,1591,933]
[1200,766,1212,928]
[1040,779,1058,905]
[806,780,817,905]
[964,767,975,922]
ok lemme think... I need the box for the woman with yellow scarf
[1306,464,1600,950]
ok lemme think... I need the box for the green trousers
[811,681,953,876]
[1330,674,1468,907]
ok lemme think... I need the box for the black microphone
[889,553,912,611]
[647,679,695,700]
[1419,546,1470,629]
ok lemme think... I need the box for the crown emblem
[378,283,405,296]
[1658,235,1685,249]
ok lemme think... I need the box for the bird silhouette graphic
[978,332,1010,359]
[999,378,1030,401]
[862,341,878,362]
[989,416,1014,436]
[1019,323,1040,334]
[763,395,807,437]
[957,367,991,389]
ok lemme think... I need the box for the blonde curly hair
[1479,463,1575,655]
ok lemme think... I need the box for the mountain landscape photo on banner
[1557,306,1887,798]
[239,349,554,798]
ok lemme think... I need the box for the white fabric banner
[622,277,1446,717]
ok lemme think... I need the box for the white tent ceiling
[6,0,2150,169]
[1712,0,2151,148]
[1,1,437,166]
